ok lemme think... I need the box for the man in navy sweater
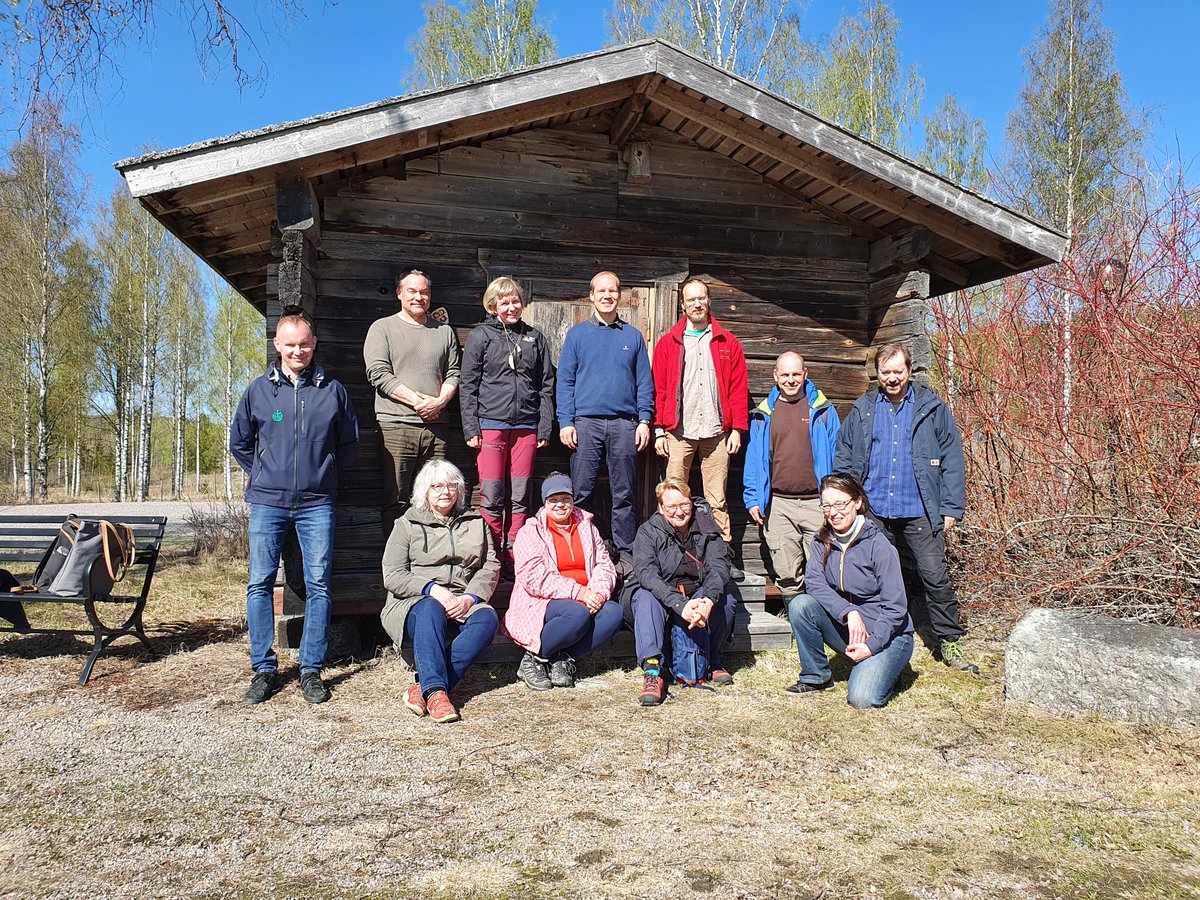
[556,271,654,555]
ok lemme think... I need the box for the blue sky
[5,0,1197,202]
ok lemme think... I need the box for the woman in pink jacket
[504,472,621,691]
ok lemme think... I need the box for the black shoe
[243,671,280,705]
[518,652,553,691]
[548,654,577,688]
[729,566,745,582]
[300,671,331,704]
[785,678,831,694]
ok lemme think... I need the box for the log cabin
[116,40,1067,655]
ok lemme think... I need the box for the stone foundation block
[1006,608,1200,730]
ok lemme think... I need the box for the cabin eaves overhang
[116,40,1067,307]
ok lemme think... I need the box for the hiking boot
[638,673,666,706]
[242,670,280,705]
[518,652,553,691]
[940,639,980,675]
[403,682,427,717]
[425,690,460,724]
[548,654,577,688]
[785,678,831,694]
[710,668,734,686]
[300,671,331,704]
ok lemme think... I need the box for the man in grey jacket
[363,269,461,537]
[833,342,978,674]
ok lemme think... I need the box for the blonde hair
[482,276,526,314]
[590,270,620,292]
[655,478,692,505]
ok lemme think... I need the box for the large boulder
[1006,608,1200,730]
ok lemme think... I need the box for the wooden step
[471,606,791,664]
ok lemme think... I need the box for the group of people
[228,267,977,719]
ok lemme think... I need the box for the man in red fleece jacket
[650,278,748,546]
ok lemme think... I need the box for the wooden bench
[0,515,168,684]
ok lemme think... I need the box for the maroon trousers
[477,428,538,553]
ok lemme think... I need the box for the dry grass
[0,554,1196,899]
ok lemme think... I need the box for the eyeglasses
[820,499,856,514]
[429,483,456,495]
[663,502,693,514]
[545,496,573,507]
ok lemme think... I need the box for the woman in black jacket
[628,478,737,707]
[460,277,555,563]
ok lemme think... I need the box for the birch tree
[409,0,556,89]
[1005,0,1142,236]
[211,289,261,500]
[800,0,922,151]
[163,253,205,497]
[606,0,805,92]
[1004,0,1143,483]
[0,104,91,500]
[920,93,988,403]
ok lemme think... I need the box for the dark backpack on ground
[671,618,713,687]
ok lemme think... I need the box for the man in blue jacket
[556,271,654,555]
[833,342,978,674]
[230,311,360,705]
[743,351,840,597]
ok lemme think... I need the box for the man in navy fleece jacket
[556,271,654,555]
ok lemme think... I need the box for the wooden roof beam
[649,84,1033,271]
[609,94,649,147]
[653,46,1066,264]
[868,227,931,276]
[609,73,662,147]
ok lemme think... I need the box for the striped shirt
[864,387,924,519]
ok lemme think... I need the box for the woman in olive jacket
[381,459,500,723]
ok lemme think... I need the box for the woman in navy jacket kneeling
[786,474,913,708]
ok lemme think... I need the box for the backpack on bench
[35,518,135,598]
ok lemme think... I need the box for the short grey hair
[410,459,468,513]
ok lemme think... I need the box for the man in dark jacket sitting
[230,309,360,705]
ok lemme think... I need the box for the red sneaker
[403,682,427,717]
[425,690,460,724]
[710,668,734,686]
[638,673,666,707]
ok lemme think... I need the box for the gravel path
[0,630,1196,898]
[0,500,228,537]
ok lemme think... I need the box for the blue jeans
[539,599,623,659]
[404,596,499,696]
[246,503,336,674]
[571,417,638,553]
[787,593,913,708]
[630,587,736,669]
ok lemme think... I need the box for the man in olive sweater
[363,269,461,537]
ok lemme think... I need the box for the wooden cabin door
[478,250,687,537]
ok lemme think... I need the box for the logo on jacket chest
[272,410,284,423]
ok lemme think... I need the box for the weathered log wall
[304,122,889,600]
